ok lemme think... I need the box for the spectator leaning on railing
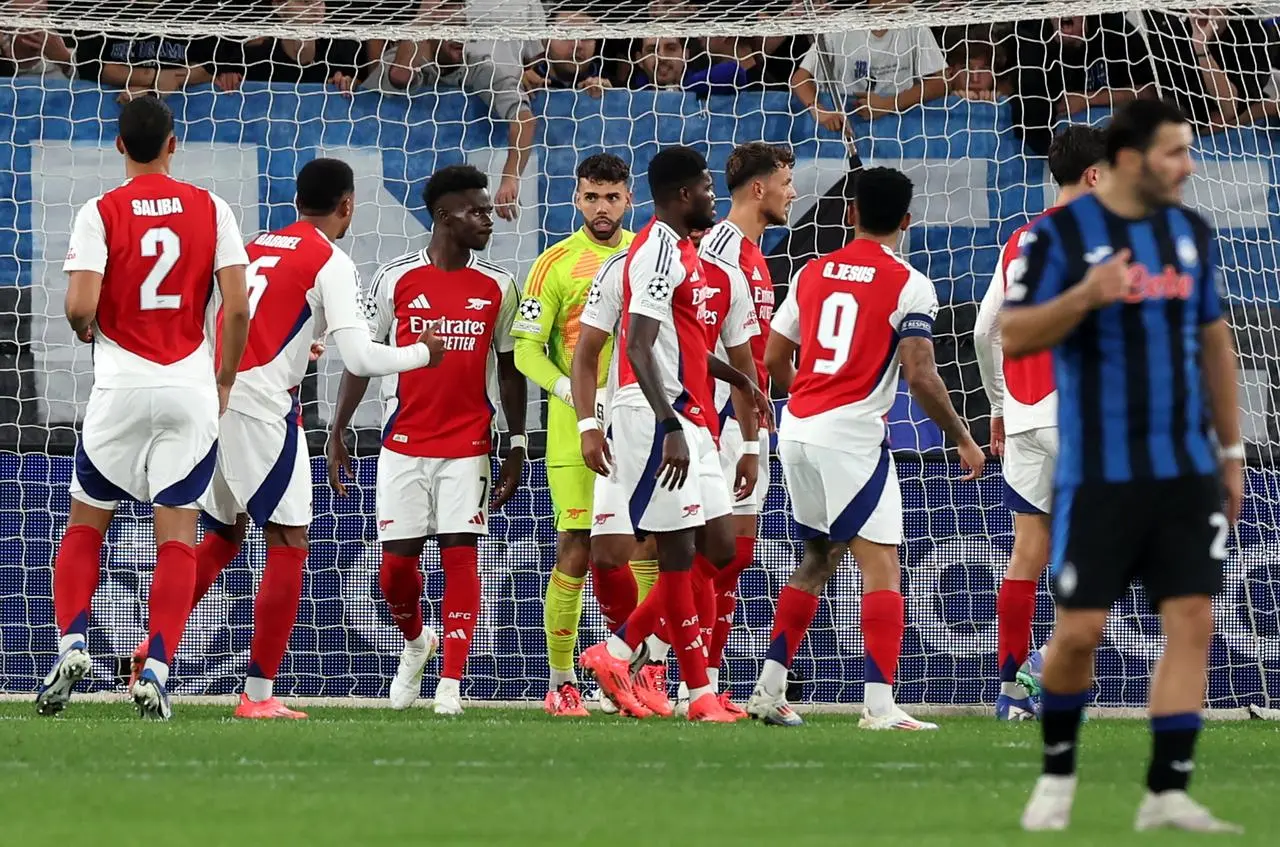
[790,5,948,133]
[1008,14,1155,155]
[1144,6,1280,129]
[521,11,611,97]
[72,32,222,103]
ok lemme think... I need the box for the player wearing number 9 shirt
[746,167,984,731]
[178,159,444,720]
[37,96,251,721]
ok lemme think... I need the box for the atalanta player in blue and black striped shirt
[1002,100,1245,834]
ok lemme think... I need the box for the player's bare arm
[571,323,613,476]
[1001,248,1130,358]
[216,263,251,415]
[627,312,689,490]
[1201,318,1244,524]
[64,270,103,343]
[763,329,798,394]
[707,351,773,431]
[492,349,527,508]
[723,341,761,500]
[325,370,370,497]
[899,336,984,480]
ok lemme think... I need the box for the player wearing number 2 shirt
[746,167,983,731]
[180,159,443,720]
[37,97,250,721]
[325,165,526,718]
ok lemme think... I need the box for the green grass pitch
[1,703,1276,845]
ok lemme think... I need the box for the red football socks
[54,524,105,638]
[997,578,1037,683]
[590,562,638,633]
[246,545,307,681]
[147,541,197,664]
[440,545,481,681]
[379,552,424,642]
[190,531,241,608]
[692,554,718,653]
[660,569,709,690]
[617,577,664,651]
[765,585,820,668]
[862,590,904,686]
[708,536,754,669]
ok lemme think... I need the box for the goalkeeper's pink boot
[234,693,308,719]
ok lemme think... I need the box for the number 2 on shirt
[815,291,858,374]
[139,226,181,311]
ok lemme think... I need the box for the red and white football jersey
[62,173,247,389]
[579,250,628,425]
[365,250,517,458]
[223,221,368,421]
[978,215,1057,435]
[699,220,768,428]
[615,219,712,428]
[773,238,939,450]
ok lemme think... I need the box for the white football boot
[1021,774,1077,831]
[433,677,464,716]
[35,641,91,716]
[858,705,938,730]
[745,684,804,727]
[389,630,439,710]
[1135,791,1243,834]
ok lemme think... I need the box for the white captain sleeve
[210,193,250,272]
[319,251,431,377]
[628,237,679,321]
[493,273,518,354]
[770,268,804,343]
[63,197,108,274]
[581,253,626,333]
[892,268,940,339]
[974,261,1006,416]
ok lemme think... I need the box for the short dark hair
[1048,125,1106,187]
[1105,98,1189,165]
[647,146,708,204]
[854,167,913,236]
[725,142,795,193]
[118,95,174,164]
[576,153,630,185]
[422,164,488,218]
[296,158,355,215]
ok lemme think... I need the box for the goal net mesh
[1,0,1277,709]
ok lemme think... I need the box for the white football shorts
[718,424,769,516]
[590,438,634,538]
[779,439,902,545]
[376,451,491,541]
[1003,426,1058,515]
[199,407,311,528]
[71,385,219,510]
[610,406,732,535]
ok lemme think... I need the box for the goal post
[0,2,1276,711]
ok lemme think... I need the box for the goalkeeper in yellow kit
[512,154,655,716]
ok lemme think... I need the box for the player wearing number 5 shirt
[746,168,984,731]
[38,96,250,721]
[326,165,526,717]
[179,159,445,720]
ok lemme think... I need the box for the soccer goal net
[1,0,1276,711]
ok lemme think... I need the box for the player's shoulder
[526,235,579,294]
[469,255,518,293]
[370,249,428,291]
[1169,204,1214,239]
[626,221,680,270]
[700,221,745,265]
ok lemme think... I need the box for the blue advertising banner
[2,455,1276,707]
